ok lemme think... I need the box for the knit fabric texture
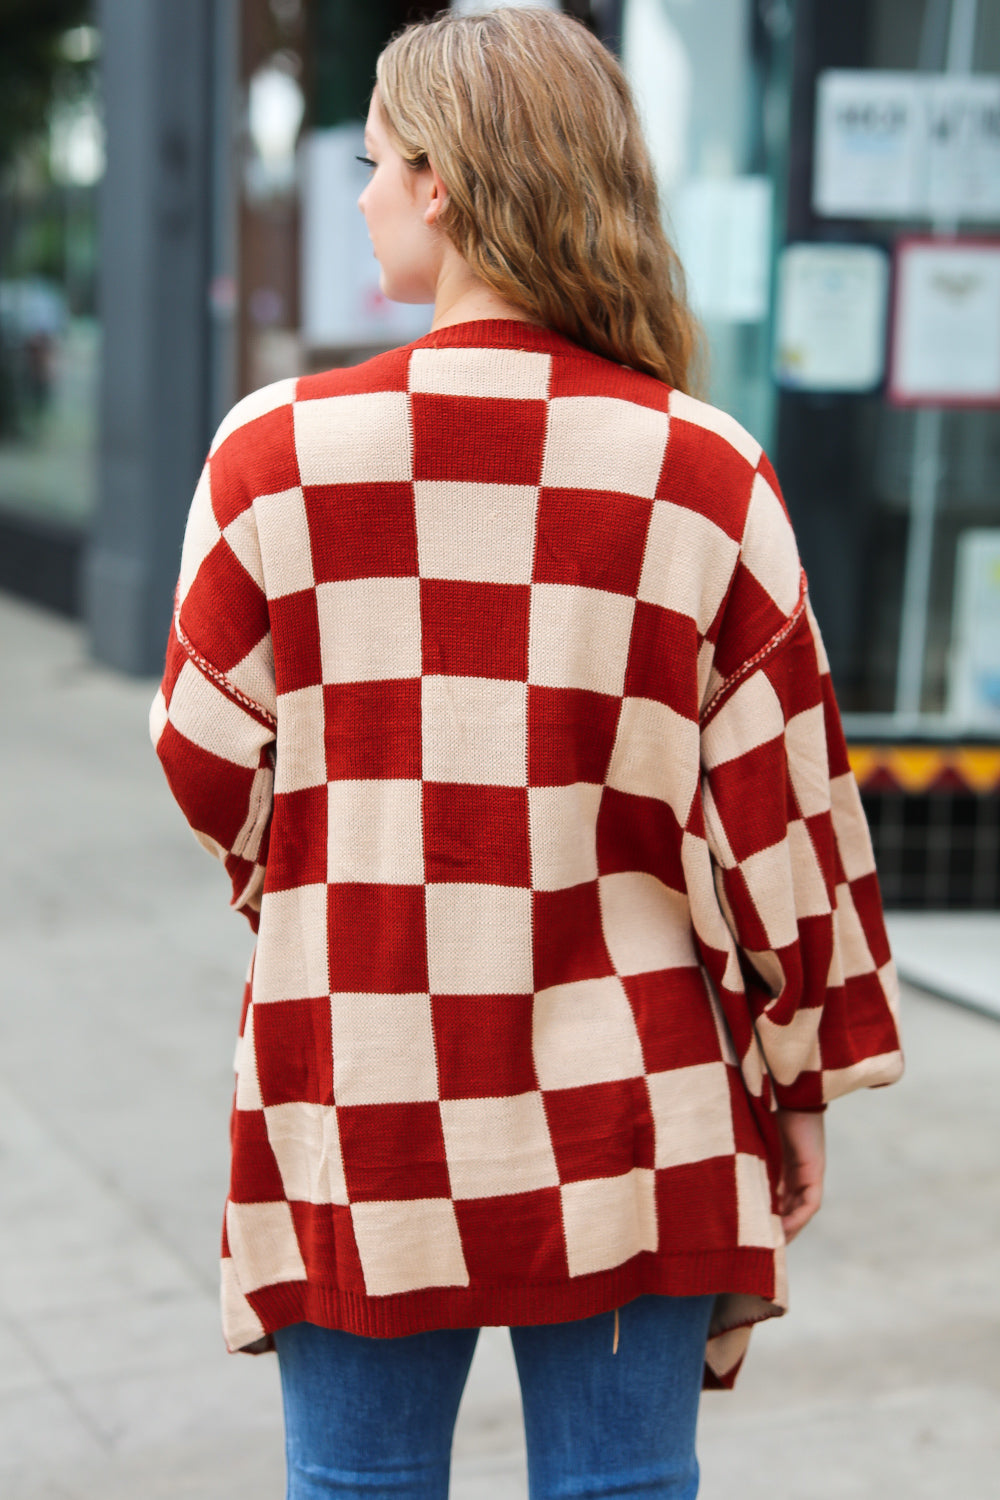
[151,319,903,1389]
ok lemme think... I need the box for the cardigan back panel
[151,319,903,1388]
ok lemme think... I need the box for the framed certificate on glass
[888,237,1000,407]
[773,243,889,392]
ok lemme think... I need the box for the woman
[152,8,903,1497]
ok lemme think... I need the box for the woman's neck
[430,244,537,331]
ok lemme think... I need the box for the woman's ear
[423,162,449,226]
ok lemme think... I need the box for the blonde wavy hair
[375,7,702,394]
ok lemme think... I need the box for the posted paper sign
[948,529,1000,728]
[814,72,923,219]
[675,176,773,323]
[773,243,888,391]
[815,70,1000,222]
[889,238,1000,406]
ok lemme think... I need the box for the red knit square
[431,993,537,1099]
[253,997,333,1107]
[526,685,620,787]
[181,541,269,673]
[656,419,753,541]
[268,786,328,890]
[305,482,419,583]
[324,679,422,780]
[337,1102,450,1201]
[848,872,892,967]
[210,404,299,528]
[327,883,429,993]
[422,783,531,887]
[710,563,789,685]
[228,1108,287,1202]
[595,787,686,889]
[156,725,259,849]
[300,345,410,398]
[532,883,614,992]
[455,1188,569,1283]
[623,969,724,1074]
[655,1157,738,1253]
[543,1077,653,1183]
[410,393,547,485]
[269,589,323,693]
[289,1201,367,1293]
[622,601,700,718]
[546,354,668,412]
[727,1069,771,1158]
[421,579,530,680]
[764,625,824,721]
[533,490,652,597]
[709,741,790,862]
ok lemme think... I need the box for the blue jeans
[274,1295,714,1499]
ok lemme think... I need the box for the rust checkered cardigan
[152,319,902,1387]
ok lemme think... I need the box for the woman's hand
[776,1108,826,1243]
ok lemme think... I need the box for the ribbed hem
[238,1246,778,1346]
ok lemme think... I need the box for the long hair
[375,7,703,394]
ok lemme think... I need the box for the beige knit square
[740,472,801,616]
[414,480,538,583]
[786,819,832,918]
[425,883,534,995]
[701,671,785,771]
[647,1061,736,1169]
[274,686,327,793]
[264,1102,349,1204]
[225,1200,307,1294]
[221,1254,267,1349]
[667,389,762,468]
[528,583,635,697]
[421,675,528,786]
[331,991,439,1105]
[830,772,878,880]
[439,1092,559,1200]
[235,1010,263,1110]
[316,577,422,684]
[294,391,412,485]
[735,1152,775,1248]
[784,703,832,818]
[532,977,644,1091]
[541,396,669,498]
[253,883,329,1003]
[210,376,298,455]
[409,345,551,401]
[326,779,424,884]
[833,881,877,979]
[221,506,265,592]
[253,486,315,598]
[168,660,266,769]
[738,839,799,952]
[605,695,700,827]
[351,1199,469,1296]
[637,500,739,635]
[598,871,697,977]
[755,1004,823,1089]
[561,1168,657,1278]
[227,638,276,720]
[177,468,220,606]
[528,783,602,891]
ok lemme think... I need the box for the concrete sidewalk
[2,591,998,1499]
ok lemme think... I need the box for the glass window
[0,17,102,531]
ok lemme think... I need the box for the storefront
[1,0,997,907]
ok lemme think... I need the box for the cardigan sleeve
[150,456,277,931]
[698,478,903,1111]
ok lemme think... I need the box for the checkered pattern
[152,320,902,1390]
